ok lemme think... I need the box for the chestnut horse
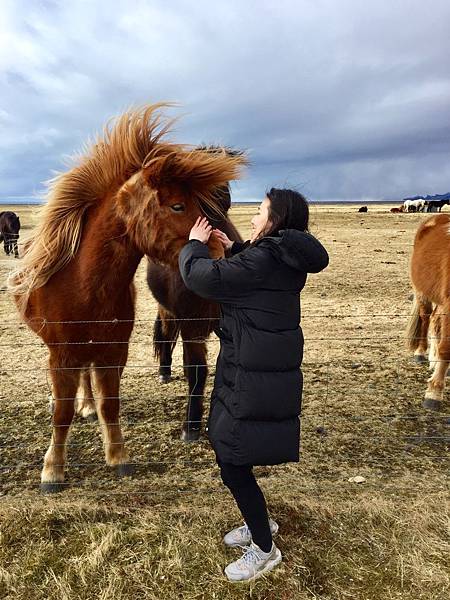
[407,213,450,411]
[74,149,245,442]
[8,104,246,492]
[147,173,243,441]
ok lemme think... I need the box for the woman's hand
[212,228,233,250]
[189,216,213,243]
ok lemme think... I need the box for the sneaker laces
[240,545,262,566]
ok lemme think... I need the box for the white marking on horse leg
[425,359,448,401]
[41,435,66,484]
[428,318,438,370]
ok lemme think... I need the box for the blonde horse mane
[8,104,186,307]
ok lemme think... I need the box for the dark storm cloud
[1,0,449,201]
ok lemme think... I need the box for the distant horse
[390,207,403,213]
[8,104,246,492]
[146,160,243,441]
[0,211,20,257]
[358,206,368,213]
[426,199,449,213]
[403,199,425,213]
[407,214,450,410]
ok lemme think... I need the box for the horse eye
[170,203,185,212]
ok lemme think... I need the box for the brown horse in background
[147,167,243,441]
[407,213,450,410]
[8,104,246,492]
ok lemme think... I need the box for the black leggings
[218,460,272,552]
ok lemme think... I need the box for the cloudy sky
[1,0,449,202]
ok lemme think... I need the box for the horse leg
[424,304,450,410]
[180,330,207,442]
[183,345,189,379]
[75,368,97,422]
[408,293,432,363]
[41,363,80,493]
[427,306,440,370]
[13,237,19,258]
[415,298,432,362]
[93,364,131,476]
[153,307,179,383]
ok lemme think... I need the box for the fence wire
[0,313,449,496]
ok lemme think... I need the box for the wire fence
[1,208,448,497]
[0,312,449,497]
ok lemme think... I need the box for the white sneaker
[225,541,282,582]
[223,518,279,548]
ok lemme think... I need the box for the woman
[178,188,329,582]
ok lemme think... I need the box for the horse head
[116,146,247,267]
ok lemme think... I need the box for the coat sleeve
[178,239,272,303]
[230,240,250,256]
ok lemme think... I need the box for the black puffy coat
[178,229,329,466]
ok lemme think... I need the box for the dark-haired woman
[179,188,329,582]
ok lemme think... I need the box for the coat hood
[256,229,329,273]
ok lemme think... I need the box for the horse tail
[406,294,431,351]
[153,309,180,361]
[406,295,421,351]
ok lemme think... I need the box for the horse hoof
[86,412,98,423]
[413,354,427,364]
[40,481,68,494]
[117,463,134,477]
[159,374,172,384]
[422,398,443,411]
[181,428,201,443]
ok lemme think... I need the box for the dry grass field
[0,203,449,599]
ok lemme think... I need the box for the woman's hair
[261,188,309,238]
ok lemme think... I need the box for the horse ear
[142,153,176,188]
[116,170,161,218]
